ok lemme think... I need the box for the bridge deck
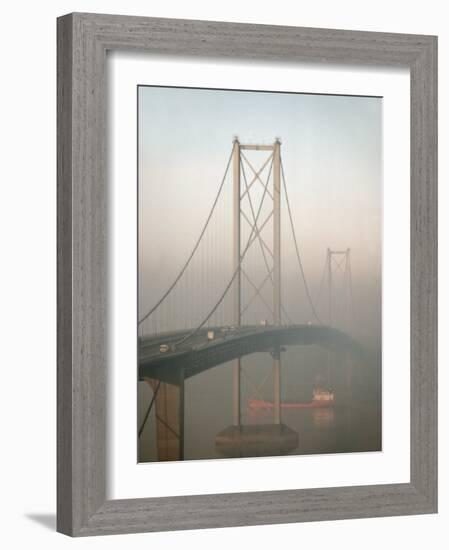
[139,324,367,385]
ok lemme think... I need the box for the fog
[138,86,381,347]
[137,86,382,461]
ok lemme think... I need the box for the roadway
[139,324,367,385]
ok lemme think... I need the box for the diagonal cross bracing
[174,154,275,347]
[247,210,274,251]
[240,158,275,263]
[240,209,274,259]
[241,268,274,318]
[240,153,293,325]
[240,152,274,201]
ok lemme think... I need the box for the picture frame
[57,12,437,536]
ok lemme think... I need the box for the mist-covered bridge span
[139,324,366,385]
[138,138,361,460]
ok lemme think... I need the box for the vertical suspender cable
[280,158,322,325]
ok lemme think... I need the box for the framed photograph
[57,13,437,536]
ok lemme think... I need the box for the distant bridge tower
[326,248,354,332]
[325,248,355,397]
[232,137,282,427]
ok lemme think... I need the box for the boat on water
[248,388,335,410]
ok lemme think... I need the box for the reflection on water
[312,407,335,429]
[138,344,381,462]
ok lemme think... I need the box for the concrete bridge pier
[215,345,298,458]
[345,352,354,402]
[330,349,353,403]
[272,345,281,424]
[145,369,185,461]
[330,350,357,448]
[333,349,355,403]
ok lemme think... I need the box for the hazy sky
[138,86,382,346]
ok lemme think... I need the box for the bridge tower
[232,137,282,427]
[216,138,298,458]
[139,138,300,461]
[326,248,354,399]
[326,248,353,333]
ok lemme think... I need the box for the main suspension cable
[139,148,234,326]
[175,158,274,347]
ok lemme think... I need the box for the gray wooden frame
[57,12,437,536]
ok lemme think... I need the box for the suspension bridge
[138,138,362,461]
